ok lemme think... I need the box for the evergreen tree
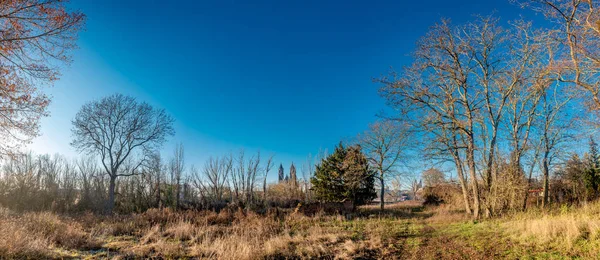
[562,154,586,202]
[278,164,284,183]
[311,143,347,202]
[584,137,600,200]
[311,143,376,206]
[589,137,600,170]
[342,145,377,206]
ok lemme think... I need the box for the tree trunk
[453,156,472,215]
[263,177,267,202]
[156,174,162,208]
[485,130,498,190]
[522,144,540,211]
[451,134,472,215]
[175,178,180,209]
[380,174,385,212]
[483,127,499,218]
[466,136,480,219]
[542,152,550,208]
[107,175,116,214]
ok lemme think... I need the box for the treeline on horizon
[0,146,314,213]
[2,0,600,219]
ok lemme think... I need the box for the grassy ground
[1,202,599,259]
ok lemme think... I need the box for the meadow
[2,201,599,259]
[4,0,600,259]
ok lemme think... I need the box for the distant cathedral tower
[289,163,297,186]
[278,164,284,182]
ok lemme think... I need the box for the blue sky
[27,0,541,181]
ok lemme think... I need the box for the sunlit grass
[2,202,600,258]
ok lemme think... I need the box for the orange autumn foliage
[0,0,85,157]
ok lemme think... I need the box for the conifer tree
[342,145,377,206]
[584,137,600,200]
[311,143,347,202]
[311,143,376,206]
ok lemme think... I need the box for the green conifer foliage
[310,143,376,206]
[584,137,600,200]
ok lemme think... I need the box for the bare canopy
[358,120,411,211]
[71,93,174,213]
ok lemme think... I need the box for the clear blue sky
[27,0,541,181]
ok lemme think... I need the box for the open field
[5,0,600,259]
[2,202,600,259]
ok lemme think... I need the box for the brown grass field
[1,201,599,259]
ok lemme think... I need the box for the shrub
[422,183,463,208]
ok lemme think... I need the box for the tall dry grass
[0,209,99,258]
[0,206,410,259]
[101,207,389,259]
[503,202,600,254]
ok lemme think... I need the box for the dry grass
[0,210,99,258]
[424,204,470,224]
[3,201,600,259]
[503,202,600,254]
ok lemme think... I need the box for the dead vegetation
[503,203,600,257]
[0,209,100,258]
[2,202,600,259]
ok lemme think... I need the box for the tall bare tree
[263,154,274,201]
[230,150,261,205]
[76,156,98,209]
[538,82,574,207]
[422,167,446,187]
[170,143,184,209]
[379,19,482,218]
[71,94,174,213]
[521,0,600,109]
[379,15,556,218]
[358,120,411,211]
[301,153,316,201]
[145,152,164,208]
[200,155,232,204]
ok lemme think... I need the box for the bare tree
[422,167,446,187]
[246,152,261,204]
[200,155,232,204]
[521,0,600,109]
[71,94,174,213]
[170,143,185,209]
[379,19,482,218]
[379,16,556,218]
[424,119,473,215]
[301,153,315,201]
[263,155,274,201]
[145,151,164,208]
[0,1,85,158]
[389,175,403,192]
[230,150,261,205]
[538,83,574,207]
[410,178,421,200]
[358,120,411,211]
[76,156,98,209]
